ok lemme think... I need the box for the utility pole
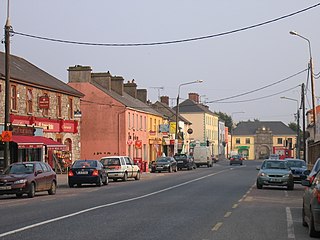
[4,0,11,169]
[301,83,306,161]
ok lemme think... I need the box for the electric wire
[9,3,320,47]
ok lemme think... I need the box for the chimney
[160,96,169,105]
[124,79,137,98]
[111,76,124,95]
[68,65,92,83]
[91,71,112,90]
[189,93,199,103]
[137,89,147,103]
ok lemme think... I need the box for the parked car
[256,160,294,190]
[229,155,244,165]
[285,158,308,182]
[173,154,196,170]
[68,160,108,187]
[306,157,320,183]
[301,171,320,237]
[100,156,141,182]
[0,161,57,198]
[151,157,178,173]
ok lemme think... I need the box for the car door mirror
[256,166,261,170]
[301,179,312,187]
[303,170,311,176]
[36,169,43,175]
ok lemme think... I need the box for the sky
[1,0,320,124]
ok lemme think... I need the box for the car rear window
[101,158,121,166]
[174,155,187,160]
[287,160,306,168]
[73,160,97,168]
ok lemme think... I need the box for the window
[10,85,17,111]
[57,95,62,118]
[68,97,73,119]
[128,113,131,128]
[26,88,33,113]
[140,116,142,130]
[246,138,250,144]
[43,92,49,116]
[132,114,135,129]
[277,138,282,144]
[236,138,240,144]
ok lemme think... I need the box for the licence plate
[156,167,163,170]
[293,174,300,178]
[270,178,281,182]
[0,186,12,190]
[178,161,184,163]
[77,171,88,175]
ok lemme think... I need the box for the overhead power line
[10,3,320,47]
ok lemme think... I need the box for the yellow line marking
[224,212,232,218]
[212,222,223,231]
[232,203,238,209]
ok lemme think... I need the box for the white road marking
[224,212,232,218]
[212,222,223,231]
[0,168,231,238]
[286,207,295,239]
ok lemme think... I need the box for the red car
[0,162,57,198]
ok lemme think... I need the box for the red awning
[11,136,66,150]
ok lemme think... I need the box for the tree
[288,122,301,133]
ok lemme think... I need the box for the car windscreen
[262,161,288,169]
[174,155,187,160]
[156,158,170,163]
[287,160,306,168]
[6,164,34,174]
[73,160,97,168]
[101,158,120,166]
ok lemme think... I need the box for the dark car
[151,157,178,173]
[229,155,244,165]
[173,154,196,170]
[68,160,108,187]
[302,170,320,237]
[0,161,57,198]
[306,158,320,183]
[285,158,308,182]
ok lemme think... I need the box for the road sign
[1,131,12,142]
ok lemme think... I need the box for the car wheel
[168,167,172,173]
[174,166,177,172]
[28,182,35,198]
[302,206,307,227]
[122,172,128,181]
[135,171,141,180]
[96,176,102,187]
[287,181,294,190]
[256,181,263,189]
[16,193,23,198]
[68,182,74,188]
[103,176,109,185]
[308,210,320,237]
[48,181,57,195]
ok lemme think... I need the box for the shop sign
[12,126,34,136]
[38,96,50,109]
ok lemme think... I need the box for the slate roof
[91,81,163,117]
[151,101,192,124]
[172,99,217,116]
[233,121,296,136]
[0,51,84,97]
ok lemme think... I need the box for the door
[124,157,134,178]
[34,162,46,191]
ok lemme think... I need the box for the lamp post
[230,111,245,155]
[281,96,300,158]
[290,31,316,139]
[175,80,203,154]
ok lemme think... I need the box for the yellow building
[232,121,297,160]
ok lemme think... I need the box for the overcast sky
[1,1,319,124]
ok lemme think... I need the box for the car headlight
[283,174,290,178]
[14,179,27,184]
[259,172,267,177]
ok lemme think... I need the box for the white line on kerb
[0,169,230,238]
[286,207,295,239]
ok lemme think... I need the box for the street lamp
[175,80,203,154]
[281,96,300,158]
[230,111,245,154]
[290,31,316,139]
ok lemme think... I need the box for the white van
[192,146,213,168]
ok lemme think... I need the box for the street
[0,160,312,240]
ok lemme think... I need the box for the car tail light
[92,170,99,176]
[230,158,234,161]
[68,170,74,177]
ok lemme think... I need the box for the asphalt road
[0,160,312,240]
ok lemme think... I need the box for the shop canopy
[11,136,66,150]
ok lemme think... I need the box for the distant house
[232,121,296,160]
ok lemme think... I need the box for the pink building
[67,66,162,168]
